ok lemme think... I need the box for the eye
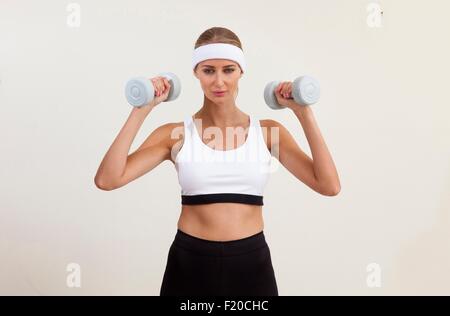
[203,69,235,74]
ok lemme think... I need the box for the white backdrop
[1,0,449,295]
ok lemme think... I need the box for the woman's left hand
[274,81,301,111]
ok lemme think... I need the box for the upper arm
[109,122,177,190]
[263,119,325,195]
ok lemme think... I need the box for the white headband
[192,43,246,74]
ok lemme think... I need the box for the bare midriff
[177,203,264,241]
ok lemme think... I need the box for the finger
[284,84,290,97]
[277,83,284,95]
[151,78,160,96]
[158,79,163,92]
[158,79,165,95]
[277,82,283,93]
[282,82,289,94]
[279,82,286,95]
[284,82,292,97]
[162,80,168,94]
[164,78,170,93]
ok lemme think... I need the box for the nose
[213,72,226,85]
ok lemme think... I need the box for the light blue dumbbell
[264,75,320,110]
[125,72,181,107]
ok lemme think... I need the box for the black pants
[160,229,278,296]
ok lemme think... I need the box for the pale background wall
[1,0,449,295]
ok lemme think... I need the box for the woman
[94,27,340,296]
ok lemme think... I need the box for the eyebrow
[201,65,236,68]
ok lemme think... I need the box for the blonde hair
[194,27,244,74]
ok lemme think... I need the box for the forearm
[95,106,153,185]
[293,106,341,193]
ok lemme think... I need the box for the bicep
[113,144,168,189]
[269,120,324,194]
[111,124,172,189]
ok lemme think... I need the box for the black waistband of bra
[181,193,263,205]
[172,229,267,257]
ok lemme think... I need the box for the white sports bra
[174,115,272,205]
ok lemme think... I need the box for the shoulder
[157,121,185,144]
[259,119,284,129]
[138,121,184,152]
[158,121,185,163]
[147,121,183,139]
[159,121,184,130]
[132,121,185,164]
[161,121,184,134]
[258,118,288,135]
[258,119,287,151]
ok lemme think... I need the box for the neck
[196,95,243,128]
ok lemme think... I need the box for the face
[194,59,242,101]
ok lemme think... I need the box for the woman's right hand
[150,76,171,106]
[133,76,171,114]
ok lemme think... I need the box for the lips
[213,91,226,96]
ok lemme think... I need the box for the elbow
[94,176,116,191]
[327,186,341,196]
[326,187,341,196]
[321,183,341,196]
